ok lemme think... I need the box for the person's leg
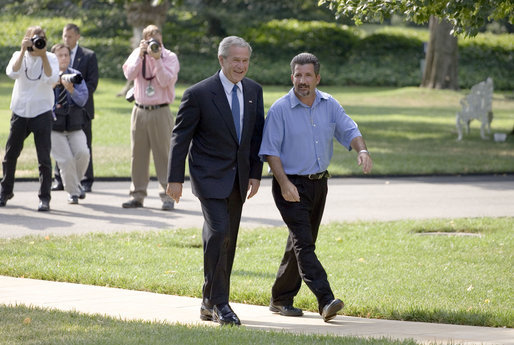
[68,130,90,187]
[128,107,150,203]
[52,162,63,189]
[30,111,53,203]
[199,196,233,307]
[51,131,81,197]
[271,176,334,311]
[80,118,94,190]
[148,107,174,204]
[0,114,29,198]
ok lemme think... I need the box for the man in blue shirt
[50,43,90,205]
[259,52,373,322]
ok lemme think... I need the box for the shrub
[0,14,511,89]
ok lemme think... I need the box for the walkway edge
[1,276,512,345]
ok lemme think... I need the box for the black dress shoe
[213,304,241,326]
[122,199,143,208]
[321,298,344,322]
[200,302,213,321]
[38,200,50,212]
[0,193,14,207]
[51,182,64,191]
[269,303,303,316]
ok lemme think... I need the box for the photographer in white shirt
[1,26,59,211]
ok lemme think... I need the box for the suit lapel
[241,79,254,141]
[211,73,239,143]
[73,46,84,69]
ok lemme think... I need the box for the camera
[61,73,83,84]
[28,35,46,51]
[147,38,160,53]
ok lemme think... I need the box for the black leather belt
[296,171,331,180]
[135,103,168,110]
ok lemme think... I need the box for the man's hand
[281,179,300,202]
[247,178,260,199]
[138,40,148,58]
[21,37,32,51]
[166,182,183,203]
[357,152,373,174]
[61,79,74,93]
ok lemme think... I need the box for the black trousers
[198,180,243,307]
[1,112,53,202]
[271,175,334,313]
[54,117,93,187]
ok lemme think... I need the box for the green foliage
[459,33,514,90]
[245,19,359,61]
[319,0,514,36]
[0,13,511,88]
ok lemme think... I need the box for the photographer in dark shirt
[50,44,90,205]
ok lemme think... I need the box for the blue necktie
[231,84,241,142]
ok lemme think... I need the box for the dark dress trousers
[168,71,264,307]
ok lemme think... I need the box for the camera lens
[148,39,160,53]
[61,73,83,84]
[31,35,46,50]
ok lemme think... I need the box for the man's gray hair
[290,52,321,75]
[218,36,252,58]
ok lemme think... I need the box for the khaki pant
[129,105,174,203]
[51,130,90,197]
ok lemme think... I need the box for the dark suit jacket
[168,71,264,201]
[72,46,98,119]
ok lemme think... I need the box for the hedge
[0,15,512,89]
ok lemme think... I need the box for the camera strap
[23,56,43,81]
[142,54,155,81]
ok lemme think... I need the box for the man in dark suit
[53,23,98,192]
[167,36,264,326]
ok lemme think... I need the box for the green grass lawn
[1,217,512,328]
[0,305,419,345]
[1,76,513,178]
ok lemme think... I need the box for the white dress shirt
[6,50,59,118]
[219,70,243,131]
[70,44,78,67]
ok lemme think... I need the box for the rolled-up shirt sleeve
[122,49,142,81]
[70,77,89,107]
[259,104,287,163]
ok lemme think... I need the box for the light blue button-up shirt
[259,88,361,175]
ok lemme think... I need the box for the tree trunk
[421,16,459,90]
[117,0,169,97]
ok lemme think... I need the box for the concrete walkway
[1,175,513,344]
[1,275,513,345]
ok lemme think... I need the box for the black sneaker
[68,195,79,204]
